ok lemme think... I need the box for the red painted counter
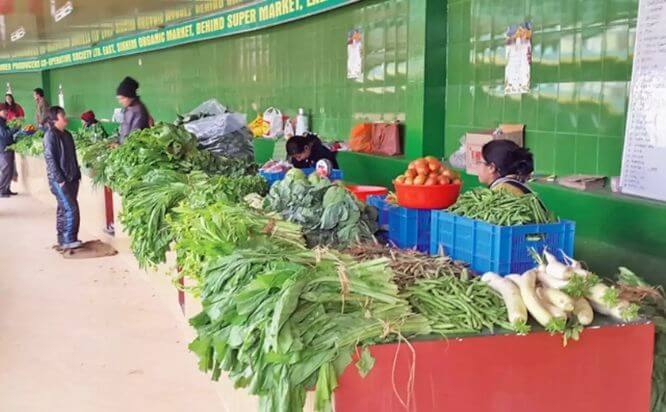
[335,322,654,412]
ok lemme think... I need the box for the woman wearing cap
[80,110,99,128]
[5,93,25,121]
[116,76,151,144]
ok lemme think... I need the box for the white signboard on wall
[620,0,666,202]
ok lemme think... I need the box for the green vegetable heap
[189,245,430,412]
[263,170,378,248]
[9,129,45,156]
[90,122,255,194]
[449,188,555,225]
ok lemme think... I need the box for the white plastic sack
[186,99,227,117]
[283,118,295,138]
[263,107,284,138]
[448,135,467,170]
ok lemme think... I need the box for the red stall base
[335,322,654,412]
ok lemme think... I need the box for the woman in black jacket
[286,133,339,169]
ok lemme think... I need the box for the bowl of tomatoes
[393,157,462,209]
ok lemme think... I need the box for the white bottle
[58,84,65,108]
[295,108,309,136]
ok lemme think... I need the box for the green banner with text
[0,0,359,74]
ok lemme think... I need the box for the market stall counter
[335,321,654,411]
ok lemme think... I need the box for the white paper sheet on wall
[620,0,666,202]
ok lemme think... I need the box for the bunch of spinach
[189,246,431,412]
[121,170,269,268]
[263,177,378,248]
[169,199,304,289]
[91,123,254,193]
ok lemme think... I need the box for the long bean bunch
[408,273,512,335]
[448,188,554,225]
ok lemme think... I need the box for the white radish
[507,271,553,328]
[586,283,618,307]
[572,268,594,278]
[586,283,638,322]
[536,269,569,289]
[481,272,528,326]
[536,287,569,319]
[537,287,575,312]
[572,297,594,325]
[543,250,573,280]
[561,251,582,270]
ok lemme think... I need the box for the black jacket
[291,135,339,169]
[0,117,14,153]
[44,127,81,183]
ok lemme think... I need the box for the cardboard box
[557,175,607,191]
[465,124,525,175]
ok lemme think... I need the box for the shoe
[7,191,17,196]
[103,224,115,236]
[0,193,9,198]
[61,240,83,250]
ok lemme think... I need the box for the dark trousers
[0,151,14,194]
[49,180,80,245]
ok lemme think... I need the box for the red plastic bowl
[394,182,462,209]
[346,185,389,202]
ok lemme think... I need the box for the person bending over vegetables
[44,106,83,250]
[286,133,339,169]
[477,139,535,196]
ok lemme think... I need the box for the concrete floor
[0,194,222,412]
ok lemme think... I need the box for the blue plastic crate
[259,170,286,187]
[388,206,432,253]
[429,210,575,275]
[366,195,396,229]
[301,167,344,181]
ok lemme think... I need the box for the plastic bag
[349,123,373,153]
[183,99,254,160]
[272,137,288,161]
[283,118,295,138]
[249,114,269,137]
[448,135,467,169]
[263,107,284,138]
[371,123,402,156]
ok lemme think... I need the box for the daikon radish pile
[481,272,530,334]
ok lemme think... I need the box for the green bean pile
[408,273,512,335]
[448,188,554,226]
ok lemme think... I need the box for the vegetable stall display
[22,120,661,412]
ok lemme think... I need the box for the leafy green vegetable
[189,247,431,412]
[9,130,45,156]
[263,178,378,248]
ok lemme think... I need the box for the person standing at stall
[44,106,82,250]
[5,93,25,121]
[116,77,151,144]
[286,133,339,169]
[33,88,50,129]
[0,104,17,198]
[477,139,535,196]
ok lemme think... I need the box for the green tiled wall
[41,0,411,142]
[0,72,43,123]
[446,0,637,177]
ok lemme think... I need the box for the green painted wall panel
[445,0,638,178]
[0,72,43,123]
